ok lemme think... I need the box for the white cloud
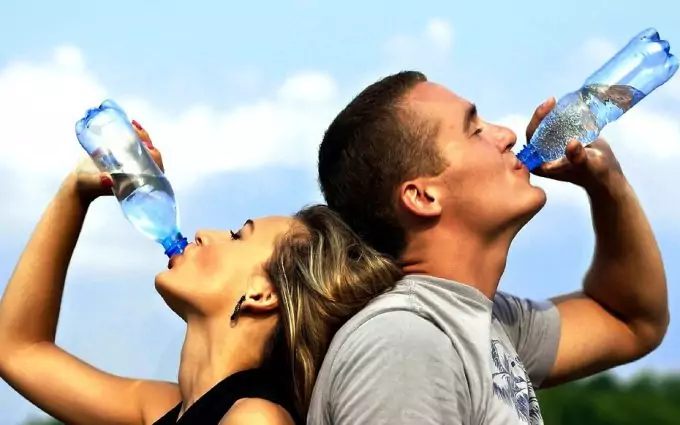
[277,72,338,104]
[384,18,454,66]
[0,46,343,189]
[125,73,340,186]
[424,18,454,53]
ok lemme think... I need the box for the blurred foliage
[20,372,680,424]
[538,371,680,424]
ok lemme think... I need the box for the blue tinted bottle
[518,28,679,170]
[75,100,188,257]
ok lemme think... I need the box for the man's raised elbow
[633,311,670,357]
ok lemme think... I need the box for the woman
[0,122,401,424]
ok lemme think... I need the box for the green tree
[20,419,62,425]
[539,372,680,425]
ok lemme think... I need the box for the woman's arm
[0,134,180,425]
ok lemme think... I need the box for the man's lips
[507,154,521,169]
[513,156,524,170]
[512,155,530,178]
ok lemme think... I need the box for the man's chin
[511,187,547,231]
[531,186,548,211]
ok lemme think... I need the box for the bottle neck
[163,233,188,258]
[516,144,543,171]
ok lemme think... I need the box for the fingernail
[100,175,113,188]
[541,97,552,109]
[131,120,143,131]
[142,139,155,150]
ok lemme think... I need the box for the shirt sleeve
[493,292,562,388]
[328,311,470,425]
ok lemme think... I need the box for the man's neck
[177,315,270,416]
[400,227,513,299]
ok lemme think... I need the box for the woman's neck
[176,314,271,416]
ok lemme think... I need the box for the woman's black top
[153,368,301,424]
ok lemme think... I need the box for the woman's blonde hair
[265,204,402,416]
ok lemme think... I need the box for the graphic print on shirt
[490,339,542,424]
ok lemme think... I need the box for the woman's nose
[195,231,209,246]
[195,230,231,245]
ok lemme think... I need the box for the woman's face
[155,215,295,320]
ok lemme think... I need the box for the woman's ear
[241,276,279,313]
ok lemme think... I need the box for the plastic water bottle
[75,100,188,257]
[518,28,679,170]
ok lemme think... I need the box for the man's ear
[398,177,443,218]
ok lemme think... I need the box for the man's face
[405,82,547,237]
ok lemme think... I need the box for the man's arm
[543,176,668,386]
[329,311,469,425]
[523,100,669,387]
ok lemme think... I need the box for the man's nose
[496,125,517,152]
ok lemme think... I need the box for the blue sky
[1,0,680,422]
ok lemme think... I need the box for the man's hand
[523,97,625,192]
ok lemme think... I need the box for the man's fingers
[565,141,588,167]
[526,97,556,141]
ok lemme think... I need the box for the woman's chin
[154,274,184,314]
[154,273,227,320]
[155,284,189,321]
[154,271,172,295]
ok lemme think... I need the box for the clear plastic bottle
[518,28,679,170]
[75,100,188,257]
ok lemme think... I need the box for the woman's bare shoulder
[218,397,296,425]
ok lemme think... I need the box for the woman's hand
[71,120,165,204]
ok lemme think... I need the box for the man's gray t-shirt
[306,274,561,425]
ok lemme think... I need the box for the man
[307,71,669,424]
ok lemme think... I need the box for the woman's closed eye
[230,230,242,240]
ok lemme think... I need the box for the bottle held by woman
[76,100,188,257]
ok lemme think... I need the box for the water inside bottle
[528,84,645,164]
[110,173,181,244]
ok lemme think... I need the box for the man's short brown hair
[318,71,445,259]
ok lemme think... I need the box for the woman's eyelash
[230,230,242,240]
[473,128,483,136]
